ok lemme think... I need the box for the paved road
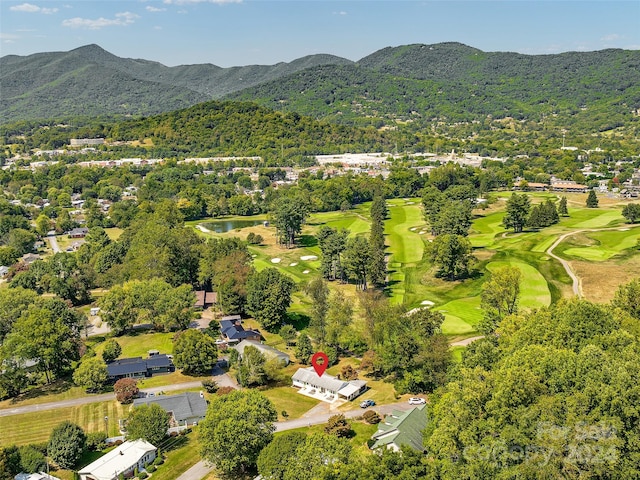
[46,233,61,253]
[546,231,582,297]
[175,401,416,480]
[449,335,484,347]
[0,376,232,417]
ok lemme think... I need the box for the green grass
[260,386,321,420]
[561,227,640,261]
[94,332,176,358]
[385,200,426,264]
[486,260,551,309]
[151,434,202,480]
[275,421,379,454]
[0,401,128,447]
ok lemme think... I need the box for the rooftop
[78,439,156,480]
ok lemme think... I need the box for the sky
[1,0,639,67]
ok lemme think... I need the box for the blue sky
[1,1,639,67]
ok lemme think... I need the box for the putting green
[436,296,483,335]
[563,228,640,261]
[486,260,551,309]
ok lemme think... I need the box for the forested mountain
[2,42,638,130]
[228,43,640,131]
[0,44,352,123]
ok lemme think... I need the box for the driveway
[46,233,61,253]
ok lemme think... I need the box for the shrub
[153,456,164,465]
[339,364,358,381]
[217,386,235,396]
[114,378,139,404]
[362,410,381,424]
[146,465,156,473]
[202,378,218,393]
[324,414,352,438]
[86,432,107,451]
[138,471,148,479]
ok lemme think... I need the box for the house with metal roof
[78,439,156,480]
[292,367,367,403]
[219,316,261,344]
[133,392,207,427]
[233,339,290,366]
[370,405,427,452]
[106,355,174,381]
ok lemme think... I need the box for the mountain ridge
[1,42,638,125]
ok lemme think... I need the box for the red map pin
[311,351,329,377]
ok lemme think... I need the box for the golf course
[191,193,640,338]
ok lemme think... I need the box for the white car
[408,397,426,405]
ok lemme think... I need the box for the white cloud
[1,32,20,42]
[146,5,166,12]
[62,11,139,29]
[10,3,58,14]
[601,34,621,42]
[333,11,347,16]
[163,0,241,5]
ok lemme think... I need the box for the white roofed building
[292,367,367,403]
[78,439,156,480]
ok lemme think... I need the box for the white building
[78,439,156,480]
[292,367,367,403]
[233,339,290,366]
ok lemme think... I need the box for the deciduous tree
[199,389,277,475]
[246,268,295,331]
[48,421,86,469]
[173,329,218,376]
[73,357,108,393]
[125,404,169,447]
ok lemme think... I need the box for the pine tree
[369,194,387,288]
[586,190,599,208]
[558,196,569,216]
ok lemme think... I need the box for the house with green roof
[369,405,427,452]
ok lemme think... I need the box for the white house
[15,473,61,480]
[78,439,156,480]
[292,367,367,403]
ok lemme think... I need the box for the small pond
[202,219,265,233]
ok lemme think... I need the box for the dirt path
[546,231,584,297]
[449,335,484,347]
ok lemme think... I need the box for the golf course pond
[201,219,265,233]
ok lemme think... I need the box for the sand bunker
[300,255,318,261]
[271,258,282,264]
[421,300,435,306]
[303,270,310,274]
[410,227,417,231]
[196,225,211,233]
[290,262,298,267]
[419,231,426,235]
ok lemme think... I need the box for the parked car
[360,399,375,408]
[408,397,426,405]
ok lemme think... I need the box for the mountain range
[1,43,639,127]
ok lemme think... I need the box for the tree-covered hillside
[109,101,394,158]
[0,44,352,123]
[227,43,640,132]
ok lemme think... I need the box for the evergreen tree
[558,196,569,216]
[369,194,387,288]
[586,189,599,208]
[503,192,531,233]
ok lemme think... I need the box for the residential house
[194,290,217,309]
[15,473,61,480]
[78,439,156,480]
[369,405,428,452]
[233,339,290,366]
[106,355,174,381]
[219,316,261,345]
[133,392,207,427]
[0,266,9,277]
[68,227,89,238]
[20,253,41,265]
[292,367,367,403]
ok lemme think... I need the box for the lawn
[486,260,551,309]
[93,332,176,358]
[0,400,128,447]
[260,386,320,420]
[562,227,640,261]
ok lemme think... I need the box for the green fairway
[469,211,506,248]
[570,209,623,228]
[385,200,426,264]
[437,297,482,335]
[486,260,551,308]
